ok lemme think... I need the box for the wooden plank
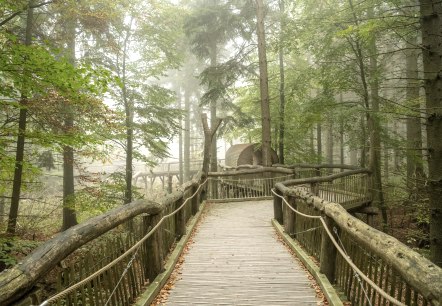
[165,200,320,305]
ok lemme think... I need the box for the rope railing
[38,178,208,306]
[272,189,405,306]
[207,174,294,201]
[272,166,442,306]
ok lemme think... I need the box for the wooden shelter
[225,143,279,167]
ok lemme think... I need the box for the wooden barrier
[274,167,442,306]
[0,177,207,306]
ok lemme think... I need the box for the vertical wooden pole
[167,175,172,193]
[284,196,296,237]
[320,215,337,283]
[311,182,319,196]
[273,188,283,224]
[191,185,199,215]
[145,212,164,283]
[175,197,186,238]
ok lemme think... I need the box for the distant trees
[1,0,441,268]
[0,0,184,234]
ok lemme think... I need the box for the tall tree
[405,33,425,197]
[419,0,442,267]
[62,2,78,230]
[278,0,286,164]
[255,0,272,166]
[7,0,34,234]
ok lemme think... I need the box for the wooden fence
[273,166,442,306]
[0,177,207,306]
[207,164,371,211]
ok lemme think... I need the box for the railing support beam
[191,185,199,215]
[175,197,186,238]
[145,212,164,282]
[319,215,337,283]
[273,189,283,224]
[283,195,296,237]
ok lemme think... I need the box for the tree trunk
[384,144,390,180]
[7,1,34,234]
[201,114,222,178]
[178,89,184,185]
[256,0,272,167]
[367,12,387,229]
[419,0,442,267]
[122,25,133,205]
[405,36,425,196]
[359,115,367,167]
[316,122,322,163]
[184,88,191,182]
[210,41,218,173]
[326,119,333,164]
[340,119,345,166]
[347,0,387,226]
[278,0,286,164]
[62,10,78,230]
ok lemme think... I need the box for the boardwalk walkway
[165,200,320,305]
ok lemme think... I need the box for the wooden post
[311,182,319,196]
[284,196,296,237]
[320,215,337,283]
[273,189,283,224]
[315,167,321,177]
[191,185,199,215]
[175,197,186,238]
[167,175,172,193]
[145,212,164,283]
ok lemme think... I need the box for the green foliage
[0,237,39,269]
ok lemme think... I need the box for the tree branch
[0,1,53,27]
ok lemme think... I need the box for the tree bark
[210,40,218,173]
[7,1,34,234]
[201,114,222,178]
[178,89,184,185]
[62,8,78,230]
[278,0,286,164]
[405,36,425,197]
[316,122,322,163]
[122,22,133,205]
[184,88,191,182]
[367,7,387,229]
[256,0,272,167]
[419,0,442,267]
[326,119,333,165]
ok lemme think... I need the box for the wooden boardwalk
[165,200,320,305]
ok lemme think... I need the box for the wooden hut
[225,143,279,167]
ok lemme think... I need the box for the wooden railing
[207,166,296,201]
[207,164,371,211]
[273,166,442,306]
[0,176,207,306]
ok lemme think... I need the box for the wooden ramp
[165,200,320,305]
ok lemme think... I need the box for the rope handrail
[272,189,405,306]
[40,178,208,306]
[280,168,371,187]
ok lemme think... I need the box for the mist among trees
[1,0,441,275]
